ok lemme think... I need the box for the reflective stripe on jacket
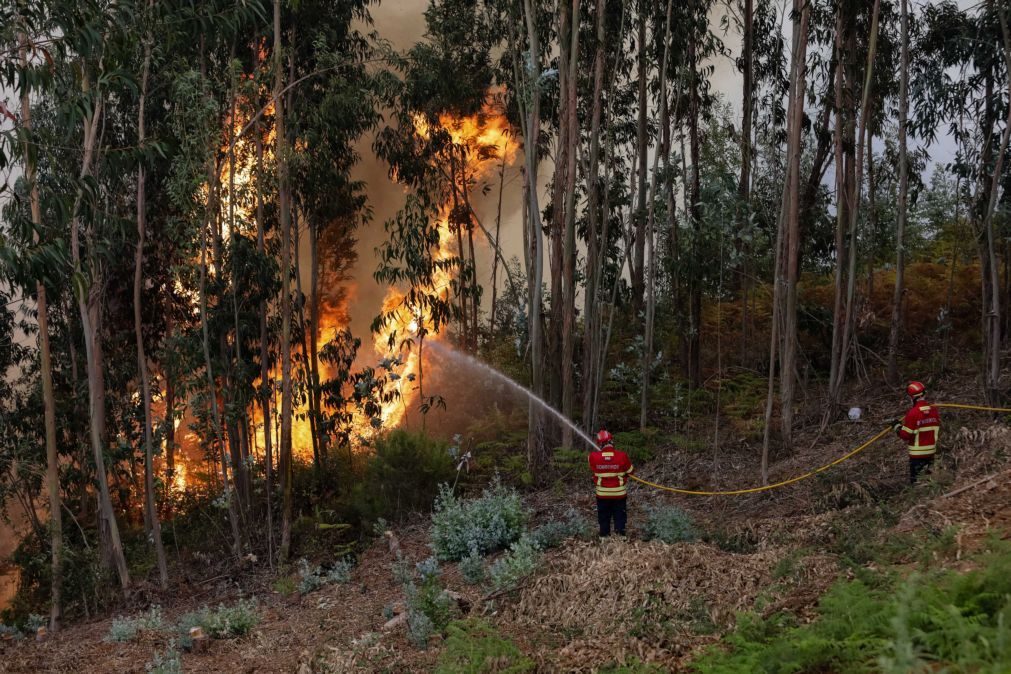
[898,400,941,457]
[589,445,634,499]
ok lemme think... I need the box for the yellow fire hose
[629,403,1011,496]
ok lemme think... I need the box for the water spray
[426,341,599,450]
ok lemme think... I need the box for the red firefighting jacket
[897,399,941,457]
[589,444,635,499]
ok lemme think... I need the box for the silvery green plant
[431,476,526,561]
[489,534,541,592]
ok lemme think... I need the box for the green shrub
[458,548,486,585]
[145,641,182,673]
[530,508,594,549]
[177,598,258,645]
[435,619,535,673]
[400,556,459,649]
[430,476,526,561]
[298,557,355,594]
[613,429,659,463]
[489,534,541,592]
[642,505,695,544]
[691,542,1011,673]
[107,605,164,642]
[352,430,456,523]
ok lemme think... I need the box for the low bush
[430,476,526,561]
[530,509,594,549]
[351,430,456,524]
[488,534,541,592]
[107,605,164,642]
[642,505,696,544]
[435,619,535,673]
[298,557,355,594]
[401,557,459,649]
[691,541,1011,673]
[458,547,486,585]
[176,598,258,646]
[145,641,182,673]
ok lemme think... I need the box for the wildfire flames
[163,98,514,489]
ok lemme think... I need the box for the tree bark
[133,18,168,588]
[522,0,547,471]
[561,0,580,446]
[275,0,295,562]
[631,0,648,309]
[641,0,673,430]
[19,23,63,629]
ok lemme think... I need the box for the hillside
[3,377,1010,673]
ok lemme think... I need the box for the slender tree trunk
[737,0,755,364]
[134,21,168,588]
[688,34,703,390]
[582,0,606,433]
[275,0,295,562]
[19,24,63,628]
[832,0,881,408]
[522,0,547,471]
[641,0,673,430]
[254,91,275,567]
[980,4,1011,406]
[632,0,648,309]
[561,0,580,445]
[490,149,508,333]
[779,0,811,449]
[309,220,325,459]
[68,74,130,590]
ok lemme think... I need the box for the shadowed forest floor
[4,371,1011,673]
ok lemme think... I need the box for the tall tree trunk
[68,75,130,590]
[831,0,880,409]
[561,0,580,445]
[631,0,648,309]
[779,0,811,449]
[522,0,547,471]
[737,0,755,364]
[688,33,703,390]
[980,4,1011,406]
[309,220,325,459]
[134,20,168,588]
[275,0,295,562]
[19,24,62,629]
[641,0,673,430]
[253,67,275,565]
[582,0,607,433]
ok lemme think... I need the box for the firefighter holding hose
[892,381,941,484]
[589,429,635,537]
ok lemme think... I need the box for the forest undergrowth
[3,364,1011,673]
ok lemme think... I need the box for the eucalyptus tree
[912,0,1011,407]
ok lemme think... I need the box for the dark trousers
[596,497,627,536]
[910,456,934,484]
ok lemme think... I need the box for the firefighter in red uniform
[588,429,635,537]
[892,381,941,484]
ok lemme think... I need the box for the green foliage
[430,476,526,561]
[613,429,659,464]
[107,606,165,642]
[176,599,258,645]
[145,641,182,674]
[692,543,1011,673]
[298,557,355,594]
[402,557,459,649]
[272,575,298,596]
[488,534,541,592]
[529,509,594,549]
[351,430,456,524]
[458,547,487,585]
[642,506,696,544]
[435,619,535,673]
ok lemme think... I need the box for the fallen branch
[942,470,1007,499]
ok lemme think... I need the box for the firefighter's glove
[891,420,903,433]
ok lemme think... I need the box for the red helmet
[596,429,613,446]
[906,381,926,398]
